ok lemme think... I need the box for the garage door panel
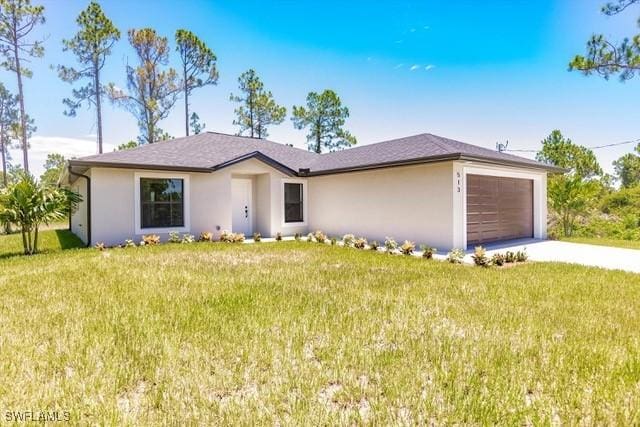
[466,174,533,246]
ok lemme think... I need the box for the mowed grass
[0,234,639,424]
[0,227,83,258]
[561,236,640,250]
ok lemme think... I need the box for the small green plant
[253,232,262,242]
[306,233,314,242]
[400,240,415,255]
[491,253,505,266]
[472,246,490,267]
[233,233,245,243]
[275,232,283,241]
[313,230,327,243]
[294,233,301,241]
[384,237,397,253]
[330,237,337,245]
[420,245,436,259]
[354,237,367,249]
[369,240,380,251]
[168,231,181,243]
[143,234,161,245]
[95,242,106,251]
[124,239,136,248]
[181,234,195,244]
[342,234,355,247]
[199,231,213,242]
[505,251,516,263]
[446,248,465,264]
[516,249,529,262]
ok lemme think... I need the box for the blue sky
[2,0,639,176]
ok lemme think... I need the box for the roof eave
[67,159,213,173]
[211,151,297,176]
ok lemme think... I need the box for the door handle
[244,206,248,218]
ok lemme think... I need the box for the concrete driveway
[466,239,640,274]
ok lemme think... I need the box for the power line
[503,137,640,153]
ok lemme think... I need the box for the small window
[284,182,304,223]
[140,178,184,228]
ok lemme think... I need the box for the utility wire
[504,138,640,153]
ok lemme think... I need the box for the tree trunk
[13,39,29,172]
[1,137,7,187]
[33,225,39,254]
[315,131,321,154]
[249,91,254,138]
[184,63,189,137]
[21,228,27,254]
[94,59,103,154]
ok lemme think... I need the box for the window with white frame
[284,182,304,223]
[140,178,184,228]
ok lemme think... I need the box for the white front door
[231,178,252,236]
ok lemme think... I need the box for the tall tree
[230,69,286,138]
[613,143,640,188]
[291,89,356,153]
[569,0,640,80]
[57,1,120,154]
[39,152,65,186]
[0,82,18,188]
[536,130,602,179]
[189,112,204,135]
[175,29,218,136]
[548,174,599,237]
[0,0,45,172]
[107,28,179,144]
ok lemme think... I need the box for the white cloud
[423,25,430,30]
[7,135,116,177]
[394,63,404,69]
[425,64,435,71]
[410,64,420,71]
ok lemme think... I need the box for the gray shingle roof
[69,131,562,175]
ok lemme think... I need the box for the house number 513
[456,172,461,193]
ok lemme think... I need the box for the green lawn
[0,228,84,259]
[0,233,639,424]
[561,236,640,250]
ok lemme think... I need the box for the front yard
[0,232,639,424]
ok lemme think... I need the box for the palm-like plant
[0,172,81,254]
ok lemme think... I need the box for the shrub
[446,248,465,264]
[181,234,195,244]
[124,239,136,248]
[330,237,337,245]
[253,232,261,242]
[143,234,160,245]
[342,234,355,247]
[516,250,529,262]
[400,240,415,255]
[505,251,516,263]
[168,231,181,243]
[491,253,505,266]
[294,233,301,241]
[369,240,380,251]
[95,242,106,251]
[313,230,327,243]
[275,232,283,241]
[220,230,245,243]
[199,231,213,242]
[472,246,490,267]
[420,245,436,259]
[384,237,397,253]
[354,237,367,249]
[306,233,314,242]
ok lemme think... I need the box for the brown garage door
[466,174,533,246]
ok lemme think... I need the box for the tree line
[0,0,357,184]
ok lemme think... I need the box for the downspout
[68,165,91,247]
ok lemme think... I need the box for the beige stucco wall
[79,158,293,246]
[70,171,89,244]
[307,162,455,250]
[71,158,548,249]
